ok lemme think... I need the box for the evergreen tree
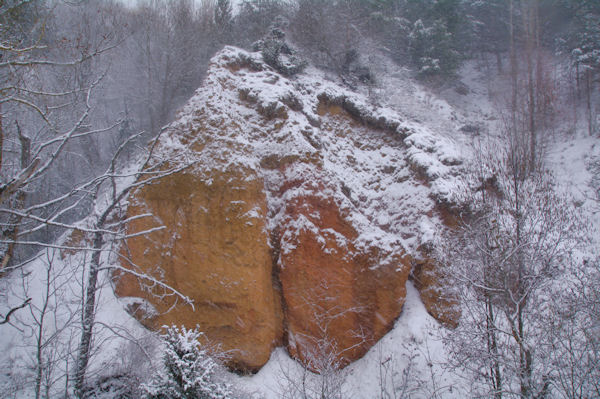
[559,1,600,135]
[234,0,287,48]
[254,20,307,76]
[463,0,511,70]
[215,0,233,44]
[143,326,233,399]
[570,7,600,73]
[403,0,465,76]
[408,18,460,76]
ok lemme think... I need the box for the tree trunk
[523,0,538,172]
[509,0,518,136]
[586,69,593,136]
[0,103,3,173]
[1,122,31,271]
[575,62,580,99]
[486,297,502,399]
[518,306,533,398]
[73,231,103,397]
[496,51,503,73]
[34,264,52,399]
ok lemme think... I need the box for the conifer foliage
[142,325,233,399]
[253,18,307,77]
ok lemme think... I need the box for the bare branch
[0,297,32,325]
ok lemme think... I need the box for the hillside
[1,18,599,399]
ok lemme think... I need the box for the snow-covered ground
[237,283,458,399]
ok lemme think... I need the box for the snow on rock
[116,46,464,371]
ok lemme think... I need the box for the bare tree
[289,0,364,76]
[0,3,199,396]
[71,129,196,397]
[437,135,584,398]
[0,0,125,335]
[545,256,600,399]
[122,0,217,138]
[1,247,84,396]
[376,344,423,399]
[28,250,78,399]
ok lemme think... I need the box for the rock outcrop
[277,168,411,369]
[115,168,283,371]
[115,46,462,372]
[411,251,460,329]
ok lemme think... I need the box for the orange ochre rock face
[114,47,462,373]
[412,255,460,329]
[114,168,283,372]
[277,176,411,370]
[115,163,412,372]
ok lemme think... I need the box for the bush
[82,374,140,399]
[142,325,233,399]
[254,23,307,76]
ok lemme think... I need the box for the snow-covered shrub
[142,325,233,399]
[82,374,141,399]
[339,49,375,88]
[254,25,307,77]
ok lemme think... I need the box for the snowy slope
[1,45,597,399]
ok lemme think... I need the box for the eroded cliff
[114,46,462,372]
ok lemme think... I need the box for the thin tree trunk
[73,231,103,397]
[575,62,580,99]
[496,51,503,73]
[72,160,147,396]
[586,70,593,136]
[159,36,172,132]
[509,0,518,136]
[0,103,3,173]
[144,30,157,136]
[512,163,532,398]
[524,0,538,172]
[486,298,502,399]
[1,122,30,271]
[518,306,533,398]
[35,264,52,399]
